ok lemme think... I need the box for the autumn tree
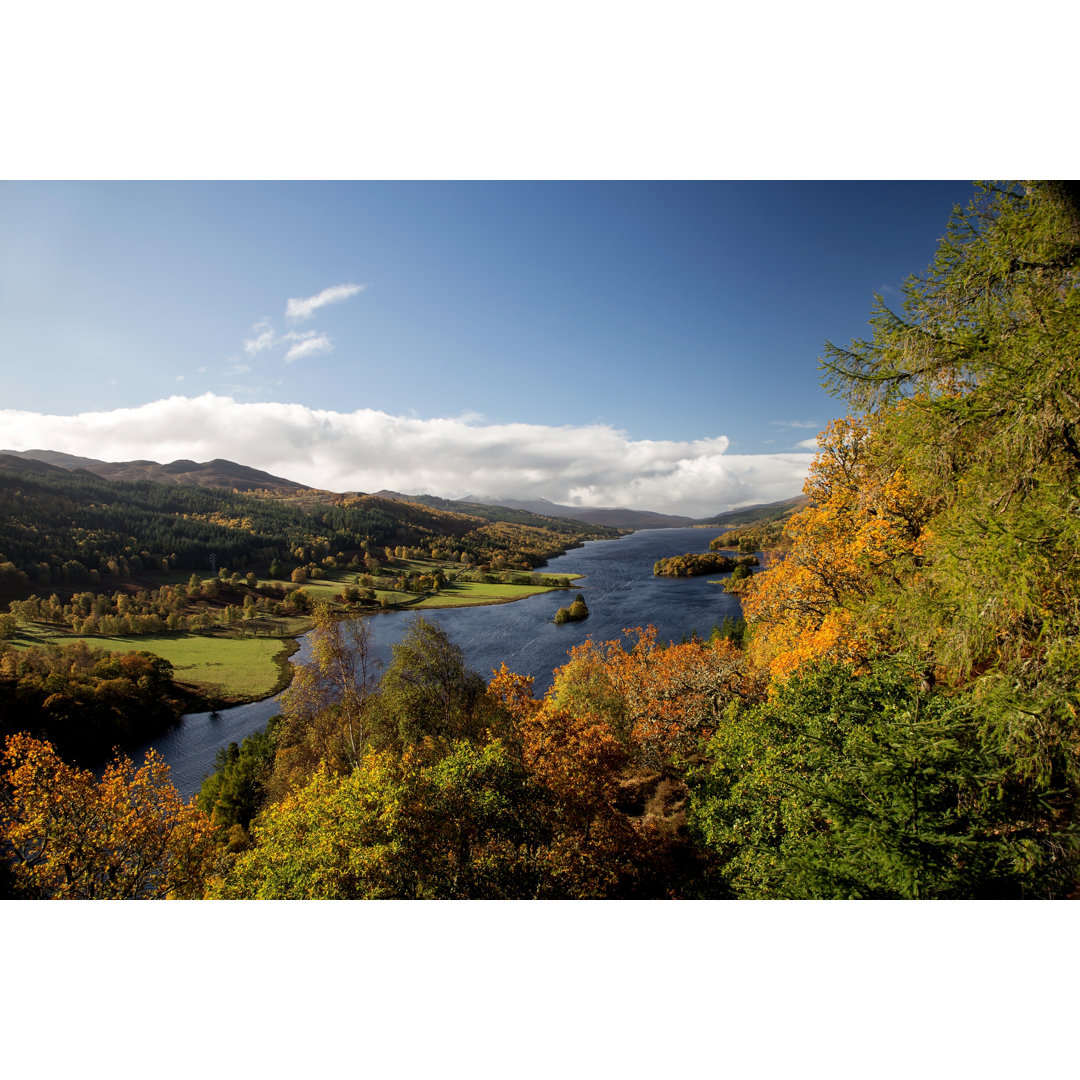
[269,604,379,798]
[490,643,741,897]
[1,734,217,899]
[740,413,932,681]
[544,627,750,766]
[209,740,549,900]
[516,700,641,897]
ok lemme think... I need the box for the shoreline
[171,573,590,709]
[7,574,588,709]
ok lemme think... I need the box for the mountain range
[3,448,806,529]
[1,449,313,495]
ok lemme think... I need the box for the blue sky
[1,180,975,514]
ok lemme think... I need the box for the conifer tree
[820,182,1080,792]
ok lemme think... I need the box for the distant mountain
[0,456,628,623]
[1,449,313,495]
[698,495,810,527]
[370,490,619,537]
[0,449,108,471]
[0,453,72,478]
[382,490,807,531]
[469,496,695,530]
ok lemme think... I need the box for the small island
[653,552,759,577]
[554,593,589,624]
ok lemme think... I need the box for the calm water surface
[140,527,750,797]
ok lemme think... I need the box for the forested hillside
[698,495,809,528]
[0,457,617,601]
[3,181,1077,899]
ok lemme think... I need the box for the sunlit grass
[13,624,292,700]
[285,561,581,610]
[413,579,567,607]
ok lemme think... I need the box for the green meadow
[410,578,567,607]
[15,624,297,703]
[288,561,581,611]
[8,563,581,704]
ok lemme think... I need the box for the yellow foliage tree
[1,734,217,899]
[741,414,932,681]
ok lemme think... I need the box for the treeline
[5,574,313,637]
[709,523,785,554]
[653,552,758,577]
[0,641,183,763]
[0,561,578,645]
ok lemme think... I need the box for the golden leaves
[743,414,930,682]
[1,734,217,899]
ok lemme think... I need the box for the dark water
[139,527,749,798]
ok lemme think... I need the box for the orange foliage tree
[537,627,748,765]
[487,664,638,896]
[1,734,217,899]
[487,630,750,896]
[741,414,933,681]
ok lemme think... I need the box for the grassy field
[410,578,571,607]
[287,563,581,610]
[5,561,582,704]
[13,624,296,703]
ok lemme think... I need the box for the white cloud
[227,363,252,375]
[0,395,814,517]
[772,419,819,429]
[241,318,337,364]
[796,437,819,449]
[285,283,367,322]
[283,333,332,363]
[243,321,278,356]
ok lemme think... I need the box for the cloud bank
[0,395,814,518]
